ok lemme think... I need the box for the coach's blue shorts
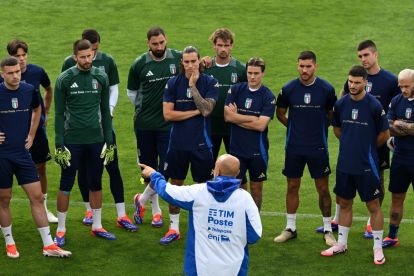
[135,128,169,178]
[282,149,331,179]
[389,159,414,193]
[0,152,39,188]
[377,144,390,171]
[30,127,51,164]
[165,147,214,183]
[59,143,104,192]
[334,170,382,202]
[233,154,267,184]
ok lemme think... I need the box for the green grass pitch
[1,0,414,274]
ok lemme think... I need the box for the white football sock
[84,202,92,212]
[337,225,350,246]
[38,226,54,247]
[323,216,332,232]
[115,203,126,218]
[170,214,180,232]
[367,217,371,226]
[92,208,103,230]
[150,194,162,216]
[43,194,48,210]
[1,225,15,245]
[373,230,384,249]
[333,204,340,223]
[56,211,67,232]
[140,184,156,206]
[286,213,296,231]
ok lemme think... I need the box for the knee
[287,184,300,195]
[0,194,12,207]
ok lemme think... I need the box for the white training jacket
[150,172,262,276]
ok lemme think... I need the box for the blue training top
[163,73,218,151]
[387,94,414,163]
[225,82,275,161]
[0,82,40,157]
[333,93,389,176]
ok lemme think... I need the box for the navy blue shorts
[165,148,214,182]
[234,154,267,184]
[30,127,51,164]
[0,153,39,188]
[135,128,169,177]
[389,160,414,193]
[377,144,390,171]
[283,150,331,179]
[59,143,104,192]
[334,170,382,202]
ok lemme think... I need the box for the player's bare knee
[36,162,46,175]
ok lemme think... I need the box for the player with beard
[274,51,337,246]
[318,40,401,238]
[161,46,218,244]
[204,28,246,161]
[128,27,182,228]
[54,39,116,246]
[382,69,414,248]
[321,65,389,265]
[60,29,136,232]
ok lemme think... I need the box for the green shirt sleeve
[54,74,67,147]
[61,56,76,72]
[108,55,120,86]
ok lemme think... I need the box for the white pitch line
[11,198,414,224]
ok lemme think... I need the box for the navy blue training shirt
[163,73,219,151]
[277,77,337,154]
[225,82,276,160]
[333,93,389,175]
[0,82,40,157]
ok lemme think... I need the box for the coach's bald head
[398,69,414,98]
[214,154,240,178]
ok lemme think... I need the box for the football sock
[333,204,340,223]
[337,225,350,246]
[1,225,15,245]
[170,214,180,232]
[56,211,67,232]
[115,203,126,218]
[84,202,92,212]
[367,217,371,226]
[372,230,384,249]
[286,213,296,231]
[140,184,155,206]
[388,224,399,239]
[150,194,162,216]
[38,226,54,246]
[92,208,103,230]
[323,216,332,232]
[43,194,48,210]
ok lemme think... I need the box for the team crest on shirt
[365,82,373,93]
[245,98,252,109]
[351,109,358,120]
[406,108,412,119]
[304,93,311,104]
[92,79,98,89]
[231,73,238,83]
[186,88,192,98]
[11,98,18,109]
[170,64,177,74]
[99,66,105,72]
